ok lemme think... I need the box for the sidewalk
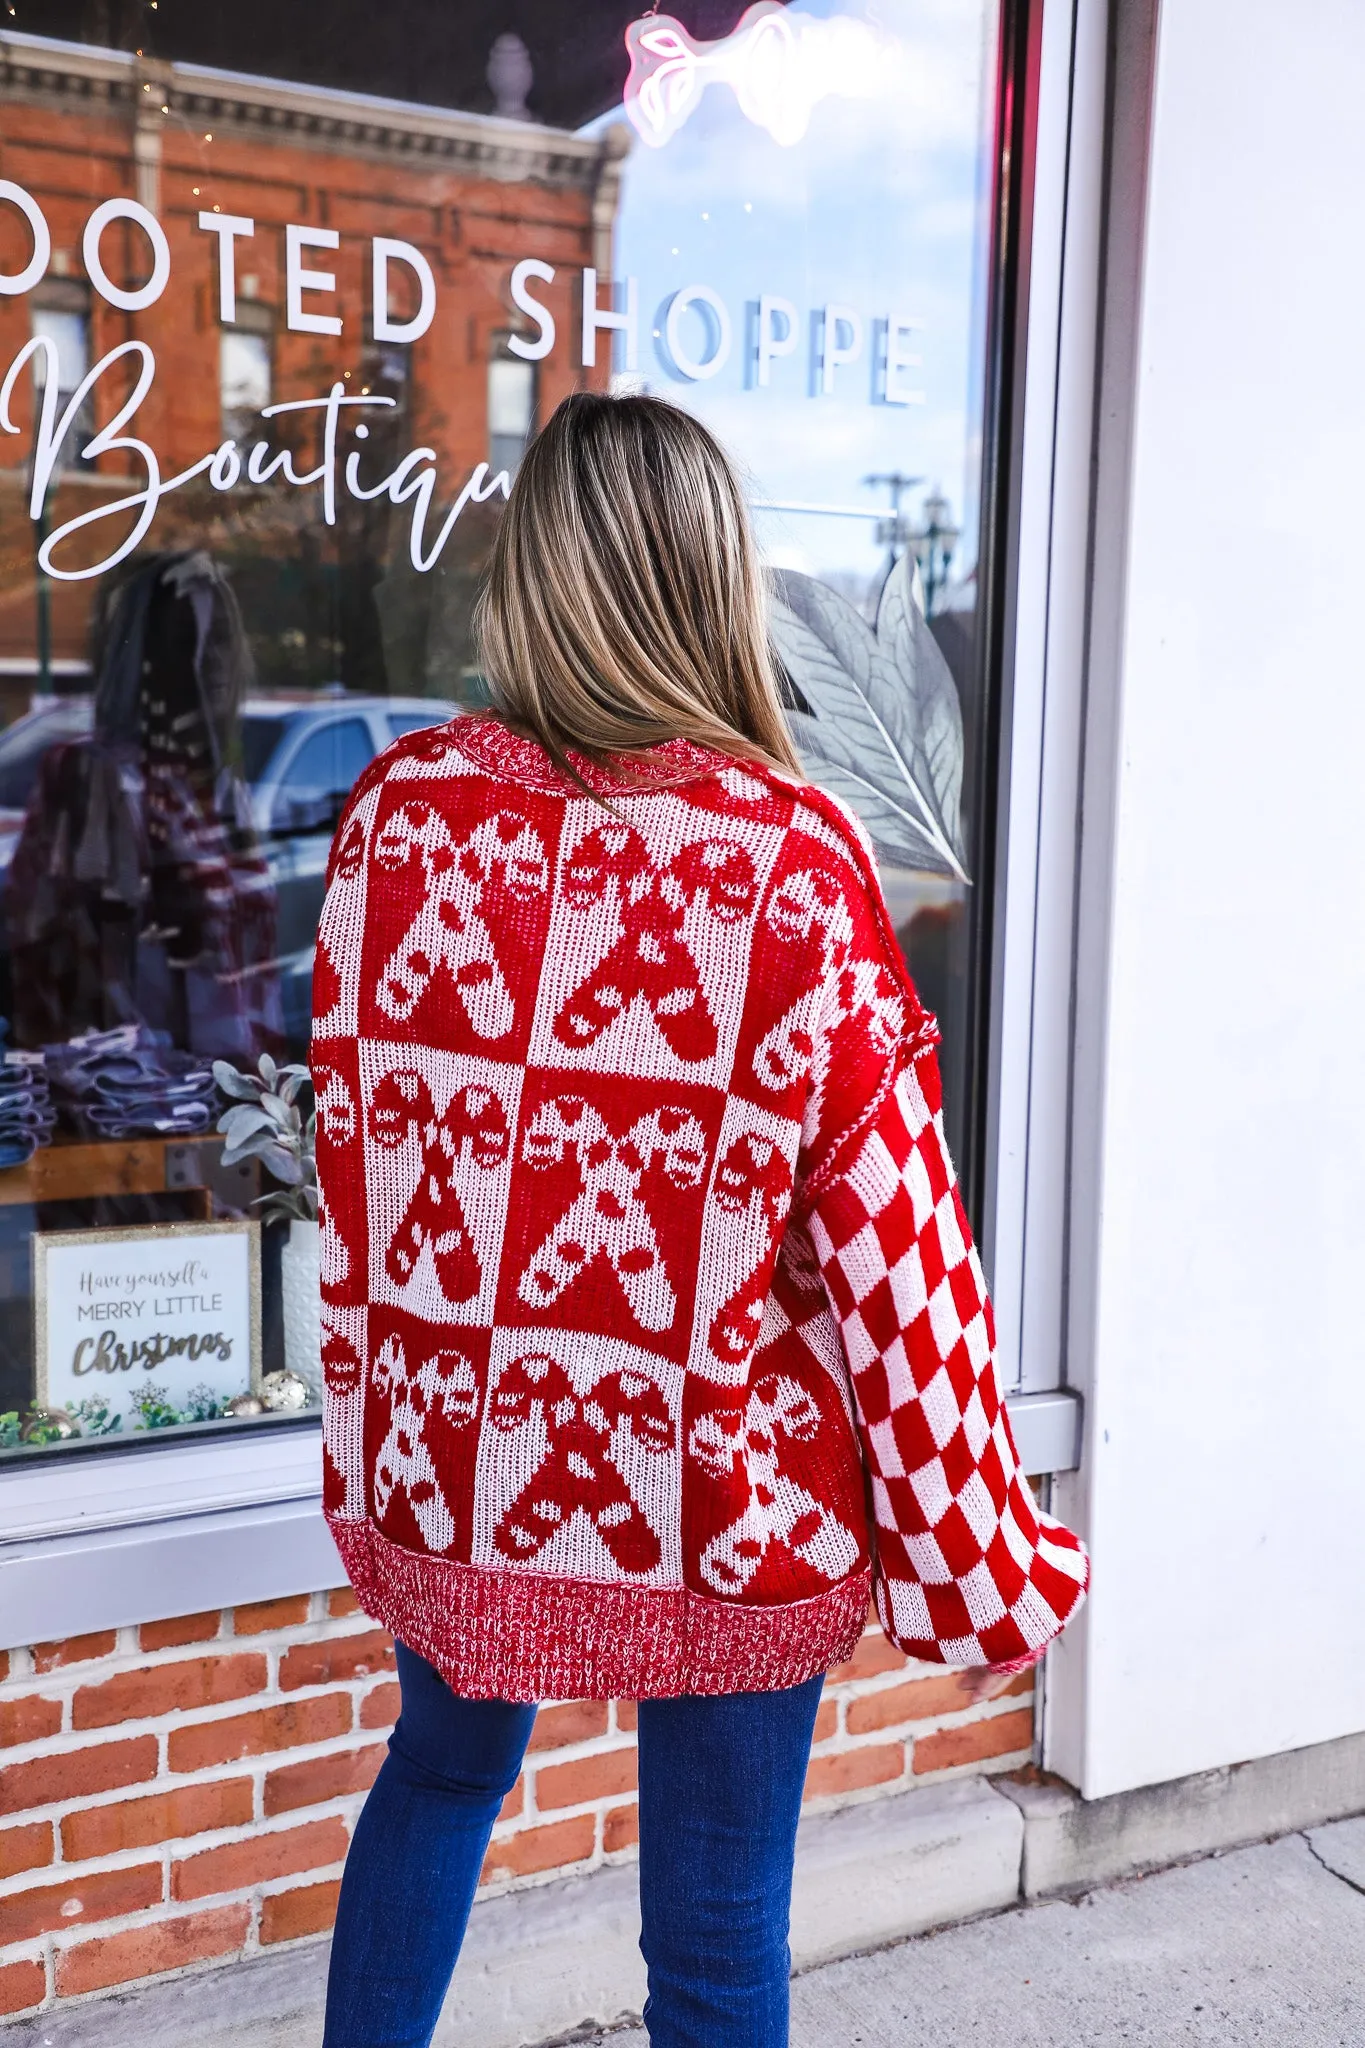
[597,1817,1365,2048]
[8,1808,1361,2046]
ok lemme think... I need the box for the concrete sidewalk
[10,1798,1361,2046]
[597,1817,1365,2048]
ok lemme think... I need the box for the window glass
[30,308,87,391]
[239,712,297,789]
[0,699,94,812]
[220,329,272,443]
[0,0,1007,1460]
[269,718,374,832]
[29,299,96,470]
[387,708,447,741]
[489,351,537,477]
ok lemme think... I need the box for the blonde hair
[475,391,802,779]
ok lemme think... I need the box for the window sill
[0,1416,324,1541]
[1006,1389,1083,1477]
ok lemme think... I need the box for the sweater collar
[443,714,729,796]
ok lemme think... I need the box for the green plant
[20,1413,72,1446]
[0,1410,20,1449]
[72,1395,122,1437]
[214,1054,317,1225]
[122,1382,227,1431]
[180,1384,225,1424]
[128,1383,185,1431]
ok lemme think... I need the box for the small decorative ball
[20,1406,78,1442]
[260,1369,311,1413]
[223,1393,265,1419]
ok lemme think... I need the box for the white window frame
[1,1429,341,1644]
[985,0,1103,1417]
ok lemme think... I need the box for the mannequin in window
[5,549,284,1061]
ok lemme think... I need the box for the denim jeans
[42,1023,220,1138]
[322,1643,824,2048]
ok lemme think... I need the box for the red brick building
[0,35,621,691]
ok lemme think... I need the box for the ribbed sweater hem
[329,1516,871,1702]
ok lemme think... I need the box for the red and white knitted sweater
[313,715,1088,1701]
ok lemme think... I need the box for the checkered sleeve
[808,1038,1090,1667]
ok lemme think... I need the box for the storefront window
[0,0,1007,1461]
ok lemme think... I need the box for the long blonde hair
[475,391,802,778]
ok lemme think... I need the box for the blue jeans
[323,1643,824,2048]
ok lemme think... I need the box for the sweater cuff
[985,1645,1047,1679]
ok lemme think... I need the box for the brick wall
[0,1594,1034,2021]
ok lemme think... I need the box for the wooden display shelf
[0,1135,250,1211]
[0,1139,167,1206]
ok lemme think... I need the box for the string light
[192,186,200,195]
[204,132,212,141]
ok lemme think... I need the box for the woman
[314,393,1088,2048]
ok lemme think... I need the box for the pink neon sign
[623,4,879,150]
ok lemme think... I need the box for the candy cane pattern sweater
[313,714,1089,1701]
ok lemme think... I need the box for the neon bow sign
[624,3,880,150]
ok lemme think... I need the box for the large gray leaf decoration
[770,554,969,882]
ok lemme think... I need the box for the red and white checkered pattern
[314,716,1087,1700]
[810,1057,1088,1665]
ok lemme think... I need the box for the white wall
[1049,0,1365,1798]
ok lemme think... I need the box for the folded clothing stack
[0,1036,56,1170]
[43,1025,221,1141]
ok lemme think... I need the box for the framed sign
[34,1222,262,1431]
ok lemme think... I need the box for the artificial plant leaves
[770,551,969,881]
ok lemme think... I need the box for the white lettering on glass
[339,434,509,569]
[199,211,255,324]
[263,384,380,528]
[286,223,342,336]
[665,283,731,382]
[3,335,167,551]
[820,303,863,394]
[0,179,50,296]
[0,179,934,591]
[84,196,171,313]
[372,237,436,345]
[209,440,242,490]
[581,267,638,371]
[0,337,507,581]
[755,293,797,387]
[508,258,556,361]
[883,314,926,406]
